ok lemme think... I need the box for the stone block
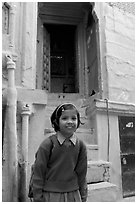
[114,21,135,40]
[87,160,110,183]
[105,30,135,52]
[109,87,135,103]
[87,182,120,202]
[106,41,135,65]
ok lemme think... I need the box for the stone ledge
[17,87,47,105]
[88,160,110,167]
[87,144,98,150]
[3,87,48,105]
[86,98,135,116]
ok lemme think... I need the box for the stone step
[86,145,98,161]
[87,182,120,202]
[87,160,110,183]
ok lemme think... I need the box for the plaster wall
[104,4,135,103]
[108,115,122,194]
[17,103,48,201]
[96,112,108,160]
[16,89,48,169]
[28,104,48,170]
[96,111,124,196]
[2,111,12,201]
[6,2,38,89]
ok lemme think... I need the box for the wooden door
[86,17,99,96]
[43,26,50,92]
[119,116,135,197]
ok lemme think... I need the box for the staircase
[44,96,120,202]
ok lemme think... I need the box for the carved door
[43,26,50,92]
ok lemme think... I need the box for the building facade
[2,2,135,202]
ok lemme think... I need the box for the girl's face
[59,109,78,138]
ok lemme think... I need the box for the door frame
[36,3,90,96]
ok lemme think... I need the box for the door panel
[86,18,98,96]
[119,116,135,197]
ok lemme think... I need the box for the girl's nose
[67,119,73,124]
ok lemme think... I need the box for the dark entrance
[118,116,135,197]
[45,24,77,93]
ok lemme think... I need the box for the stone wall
[104,3,135,103]
[108,2,135,15]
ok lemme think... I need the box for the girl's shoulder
[76,138,87,159]
[76,137,87,149]
[40,134,57,150]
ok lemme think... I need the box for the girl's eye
[61,116,77,120]
[72,117,77,120]
[61,117,67,120]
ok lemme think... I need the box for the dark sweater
[33,134,87,202]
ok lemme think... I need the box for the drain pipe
[105,99,110,162]
[6,55,18,201]
[20,103,31,201]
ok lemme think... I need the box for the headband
[55,102,77,118]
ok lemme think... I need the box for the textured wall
[108,2,135,15]
[2,2,38,88]
[104,3,135,103]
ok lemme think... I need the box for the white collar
[57,132,77,145]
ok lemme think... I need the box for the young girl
[32,103,87,202]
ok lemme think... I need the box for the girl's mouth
[66,126,74,129]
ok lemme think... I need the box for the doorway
[36,2,98,97]
[45,24,78,93]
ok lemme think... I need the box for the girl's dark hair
[51,103,81,132]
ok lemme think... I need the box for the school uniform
[32,133,87,202]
